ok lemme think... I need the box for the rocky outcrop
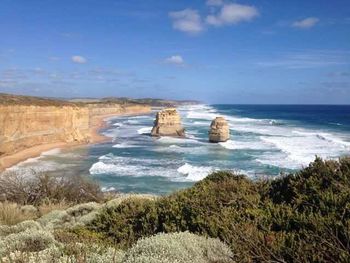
[151,108,185,137]
[209,117,230,142]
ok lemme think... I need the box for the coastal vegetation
[0,157,349,262]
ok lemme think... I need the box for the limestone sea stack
[209,117,230,142]
[151,108,185,137]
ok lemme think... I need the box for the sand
[0,111,151,172]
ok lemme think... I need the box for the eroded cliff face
[88,104,150,118]
[0,103,151,161]
[0,105,90,156]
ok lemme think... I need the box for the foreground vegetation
[0,157,349,262]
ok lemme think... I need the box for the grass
[0,93,78,106]
[0,202,37,225]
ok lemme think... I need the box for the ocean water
[7,104,350,195]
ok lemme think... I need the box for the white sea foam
[137,127,153,134]
[292,130,350,148]
[125,120,140,124]
[177,163,214,181]
[193,121,210,125]
[155,145,208,154]
[219,140,271,150]
[112,143,141,148]
[258,132,349,169]
[89,160,177,178]
[101,186,116,192]
[90,155,181,178]
[157,136,201,144]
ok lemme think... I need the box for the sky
[0,0,350,104]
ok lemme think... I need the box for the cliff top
[0,93,200,107]
[0,93,78,106]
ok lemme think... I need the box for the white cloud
[164,55,185,65]
[292,17,319,29]
[71,55,87,64]
[206,0,224,6]
[169,9,204,34]
[206,3,259,26]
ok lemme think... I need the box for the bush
[123,232,233,263]
[89,157,350,262]
[0,172,103,205]
[0,220,41,237]
[0,228,56,256]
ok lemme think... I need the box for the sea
[6,104,350,195]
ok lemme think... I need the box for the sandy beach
[0,110,152,172]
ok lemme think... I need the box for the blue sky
[0,0,349,104]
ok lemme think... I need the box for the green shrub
[0,228,56,256]
[0,220,42,237]
[123,232,233,263]
[89,157,350,262]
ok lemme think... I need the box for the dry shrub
[0,171,103,205]
[38,199,71,217]
[0,202,37,225]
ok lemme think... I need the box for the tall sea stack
[209,117,230,142]
[151,108,185,137]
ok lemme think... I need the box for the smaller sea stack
[151,108,185,137]
[209,117,230,142]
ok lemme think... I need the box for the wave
[292,130,350,148]
[259,131,350,169]
[125,120,140,124]
[155,144,207,154]
[112,143,141,148]
[101,186,116,192]
[219,140,271,150]
[137,127,153,135]
[177,163,214,182]
[157,136,201,144]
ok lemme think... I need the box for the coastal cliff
[0,105,90,157]
[0,94,151,170]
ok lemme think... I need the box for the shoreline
[0,110,152,172]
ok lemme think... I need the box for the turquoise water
[8,105,350,195]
